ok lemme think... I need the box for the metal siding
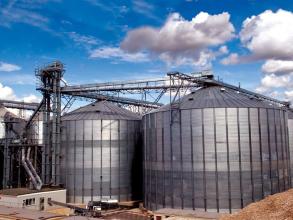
[143,105,290,212]
[61,114,141,203]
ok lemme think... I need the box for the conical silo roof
[0,104,22,119]
[151,85,282,113]
[62,100,141,121]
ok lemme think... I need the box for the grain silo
[60,101,142,204]
[143,85,291,213]
[288,110,293,185]
[0,105,26,189]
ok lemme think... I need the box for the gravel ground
[220,189,293,220]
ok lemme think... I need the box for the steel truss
[2,61,290,190]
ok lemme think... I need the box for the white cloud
[0,62,21,72]
[261,59,293,75]
[255,73,293,99]
[240,9,293,60]
[0,82,40,104]
[22,94,40,103]
[0,83,17,100]
[132,0,160,20]
[218,45,229,55]
[261,74,291,88]
[67,32,100,46]
[285,90,293,101]
[224,9,293,66]
[120,11,235,67]
[0,1,50,31]
[90,46,149,62]
[221,53,239,65]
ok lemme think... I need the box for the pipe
[26,147,43,190]
[21,148,43,190]
[21,148,38,189]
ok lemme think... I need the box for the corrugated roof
[62,100,141,121]
[0,105,22,119]
[151,86,282,113]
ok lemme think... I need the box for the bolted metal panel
[60,101,141,203]
[143,86,291,213]
[288,111,293,185]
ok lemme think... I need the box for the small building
[0,188,66,211]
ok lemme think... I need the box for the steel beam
[0,99,39,111]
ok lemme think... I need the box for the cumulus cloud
[261,59,293,75]
[0,61,21,72]
[255,73,293,101]
[260,74,291,88]
[120,11,235,66]
[220,9,293,104]
[0,83,17,100]
[223,9,293,65]
[240,9,293,60]
[0,82,40,104]
[221,53,239,65]
[22,94,40,103]
[285,90,293,101]
[90,46,149,62]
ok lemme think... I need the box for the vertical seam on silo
[248,108,254,202]
[225,108,232,213]
[162,113,165,208]
[170,111,174,208]
[190,110,195,210]
[201,109,207,211]
[266,109,273,195]
[279,110,286,190]
[74,120,76,203]
[109,120,112,199]
[237,108,243,208]
[273,110,280,193]
[143,118,146,207]
[180,110,184,209]
[82,120,85,203]
[148,114,152,209]
[118,120,121,201]
[258,108,264,199]
[100,120,103,200]
[91,120,94,202]
[283,111,293,187]
[213,108,219,212]
[155,113,158,210]
[65,121,68,201]
[127,121,130,201]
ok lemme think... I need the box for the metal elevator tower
[36,61,64,185]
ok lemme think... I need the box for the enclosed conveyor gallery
[143,86,291,213]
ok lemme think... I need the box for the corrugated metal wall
[143,107,291,212]
[288,112,293,185]
[61,119,141,203]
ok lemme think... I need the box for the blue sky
[0,0,293,104]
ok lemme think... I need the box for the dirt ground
[220,189,293,220]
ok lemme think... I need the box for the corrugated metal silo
[0,106,26,139]
[27,113,43,145]
[288,110,293,185]
[61,101,142,203]
[143,86,291,213]
[0,106,26,188]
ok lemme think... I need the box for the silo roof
[151,86,283,113]
[0,105,22,119]
[62,100,141,121]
